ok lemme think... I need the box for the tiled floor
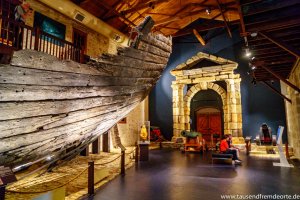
[92,148,300,200]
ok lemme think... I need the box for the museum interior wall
[112,99,149,148]
[149,29,287,141]
[282,61,300,158]
[22,0,120,56]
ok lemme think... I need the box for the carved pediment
[170,52,238,77]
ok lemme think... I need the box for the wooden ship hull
[0,34,172,167]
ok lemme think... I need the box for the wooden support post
[259,64,300,93]
[92,137,100,154]
[88,161,94,196]
[193,29,206,46]
[216,0,232,38]
[259,31,300,58]
[80,146,89,156]
[102,132,110,153]
[0,186,6,200]
[121,150,125,175]
[285,142,290,159]
[34,28,40,51]
[135,144,139,164]
[262,81,292,103]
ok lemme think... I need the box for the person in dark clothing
[14,1,31,48]
[220,135,241,164]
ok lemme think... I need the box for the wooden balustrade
[0,17,82,62]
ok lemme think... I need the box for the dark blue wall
[149,29,287,141]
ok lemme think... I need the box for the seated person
[260,123,272,144]
[220,135,241,164]
[227,134,240,158]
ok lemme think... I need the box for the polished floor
[91,148,300,200]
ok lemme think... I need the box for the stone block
[237,122,242,129]
[215,75,228,80]
[177,79,192,84]
[179,116,185,124]
[231,113,238,122]
[237,114,243,123]
[193,77,216,83]
[173,115,178,123]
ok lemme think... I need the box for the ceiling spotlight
[250,32,258,37]
[245,48,251,57]
[251,56,255,60]
[205,7,211,15]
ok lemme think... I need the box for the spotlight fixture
[271,80,274,84]
[205,7,211,15]
[245,48,251,57]
[251,56,255,60]
[250,32,258,37]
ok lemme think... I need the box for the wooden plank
[0,104,136,154]
[141,34,172,52]
[138,40,171,58]
[98,54,166,71]
[0,92,144,120]
[0,66,155,87]
[11,50,111,76]
[0,102,137,138]
[117,46,169,64]
[0,84,151,101]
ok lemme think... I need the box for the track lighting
[245,48,251,57]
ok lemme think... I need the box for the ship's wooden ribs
[0,105,137,165]
[138,40,171,58]
[0,101,137,138]
[147,33,172,47]
[0,84,152,101]
[117,47,169,64]
[0,92,144,121]
[141,35,172,53]
[0,66,155,87]
[98,55,166,71]
[11,50,112,76]
[0,103,137,154]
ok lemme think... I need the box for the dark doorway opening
[73,28,87,63]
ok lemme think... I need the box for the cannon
[181,130,205,153]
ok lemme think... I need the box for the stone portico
[170,52,243,138]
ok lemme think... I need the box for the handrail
[0,16,82,62]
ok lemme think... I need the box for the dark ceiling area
[71,0,300,83]
[240,0,300,82]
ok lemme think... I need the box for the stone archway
[171,52,243,138]
[184,82,228,133]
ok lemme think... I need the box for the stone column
[171,83,185,137]
[234,78,243,136]
[226,79,238,136]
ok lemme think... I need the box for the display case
[138,121,150,144]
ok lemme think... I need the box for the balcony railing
[0,17,82,62]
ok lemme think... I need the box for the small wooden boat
[0,34,172,167]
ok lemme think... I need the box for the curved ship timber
[0,33,172,167]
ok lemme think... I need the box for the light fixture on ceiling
[245,48,252,57]
[205,7,211,15]
[250,32,258,37]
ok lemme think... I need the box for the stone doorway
[170,52,243,139]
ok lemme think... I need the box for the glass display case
[138,121,150,144]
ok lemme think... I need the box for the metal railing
[0,17,82,62]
